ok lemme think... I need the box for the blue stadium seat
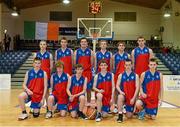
[0,51,31,74]
[156,53,180,75]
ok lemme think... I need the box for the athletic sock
[22,110,27,114]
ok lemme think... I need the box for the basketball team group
[17,36,163,123]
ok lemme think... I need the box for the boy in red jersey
[93,59,115,122]
[116,59,139,122]
[113,41,130,84]
[18,57,47,120]
[112,42,130,113]
[34,40,53,112]
[35,41,53,84]
[74,37,94,104]
[45,61,70,118]
[55,37,73,75]
[94,40,112,73]
[135,58,163,120]
[66,64,87,119]
[131,36,153,76]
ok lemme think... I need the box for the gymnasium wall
[13,0,161,41]
[160,0,180,47]
[172,0,180,47]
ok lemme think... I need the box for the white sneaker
[45,111,52,119]
[113,107,118,114]
[95,112,102,122]
[18,113,28,120]
[123,106,126,114]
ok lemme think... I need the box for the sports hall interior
[0,0,180,126]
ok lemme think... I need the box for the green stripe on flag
[24,21,35,39]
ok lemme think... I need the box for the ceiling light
[164,13,171,17]
[63,0,70,4]
[11,11,18,16]
[163,5,171,18]
[11,7,19,16]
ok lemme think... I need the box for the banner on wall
[24,21,59,40]
[163,75,180,91]
[59,27,84,36]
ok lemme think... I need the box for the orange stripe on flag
[47,22,59,40]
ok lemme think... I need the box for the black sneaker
[117,113,123,123]
[78,111,88,120]
[95,112,102,122]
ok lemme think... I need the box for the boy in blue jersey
[116,59,139,122]
[94,40,112,73]
[135,58,163,120]
[93,59,115,122]
[45,61,70,118]
[66,64,87,119]
[18,57,47,120]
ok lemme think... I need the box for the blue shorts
[50,94,68,111]
[102,105,110,113]
[145,107,158,116]
[69,104,79,112]
[125,105,134,113]
[25,92,41,109]
[139,98,158,116]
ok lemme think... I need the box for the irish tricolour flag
[24,21,59,40]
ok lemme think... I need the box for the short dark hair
[61,37,67,41]
[80,37,88,42]
[137,36,145,40]
[99,40,107,45]
[74,64,83,69]
[99,59,108,65]
[117,41,125,46]
[149,58,158,64]
[33,57,41,62]
[125,59,132,63]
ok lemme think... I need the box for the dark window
[114,12,136,21]
[50,11,72,21]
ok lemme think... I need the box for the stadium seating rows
[156,53,180,75]
[0,51,31,74]
[0,51,179,75]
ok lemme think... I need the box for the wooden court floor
[0,89,180,126]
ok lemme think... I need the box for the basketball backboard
[77,18,113,40]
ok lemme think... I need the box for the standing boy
[55,37,73,75]
[35,40,53,84]
[113,41,130,84]
[95,40,112,73]
[74,37,94,103]
[131,36,153,76]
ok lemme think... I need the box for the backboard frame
[77,18,113,40]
